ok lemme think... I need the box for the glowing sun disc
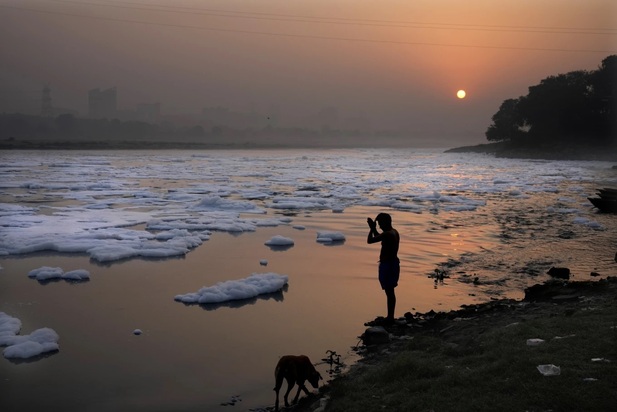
[457,89,466,99]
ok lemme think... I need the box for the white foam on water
[0,312,59,360]
[0,150,611,264]
[174,273,289,304]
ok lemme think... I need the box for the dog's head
[308,370,322,389]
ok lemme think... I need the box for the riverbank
[445,141,617,162]
[3,136,616,163]
[294,276,617,412]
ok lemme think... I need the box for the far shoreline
[1,138,617,163]
[0,139,444,151]
[445,141,617,162]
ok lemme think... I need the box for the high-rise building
[88,87,117,119]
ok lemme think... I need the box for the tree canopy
[486,55,617,147]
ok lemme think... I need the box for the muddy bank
[292,276,617,412]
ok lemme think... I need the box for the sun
[456,89,466,99]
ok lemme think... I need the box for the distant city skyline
[13,83,375,133]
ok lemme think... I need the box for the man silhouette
[367,213,400,324]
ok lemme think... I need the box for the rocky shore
[290,276,617,412]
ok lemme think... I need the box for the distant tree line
[486,55,616,147]
[0,114,206,141]
[0,112,401,149]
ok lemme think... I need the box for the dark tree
[588,55,617,144]
[517,70,590,142]
[485,55,616,147]
[485,98,525,142]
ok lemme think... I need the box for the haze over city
[1,0,616,146]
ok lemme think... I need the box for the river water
[1,148,615,411]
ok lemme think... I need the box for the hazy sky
[1,0,616,144]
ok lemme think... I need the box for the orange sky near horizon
[0,0,615,144]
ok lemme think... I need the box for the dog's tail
[274,364,286,391]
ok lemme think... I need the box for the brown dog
[274,355,322,411]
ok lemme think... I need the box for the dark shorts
[378,259,400,290]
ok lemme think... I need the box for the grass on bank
[325,300,617,412]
